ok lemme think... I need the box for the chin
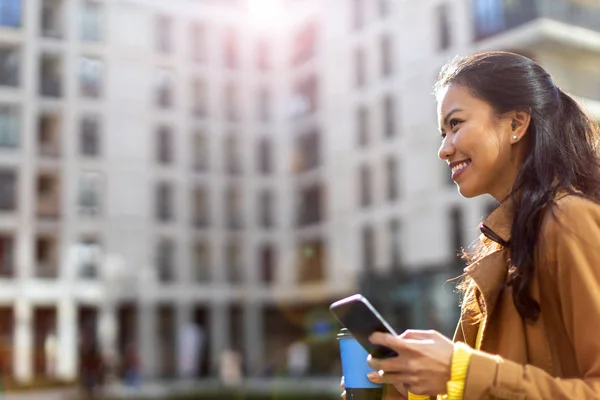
[456,183,482,199]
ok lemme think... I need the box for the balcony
[473,0,600,42]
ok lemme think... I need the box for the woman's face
[437,83,524,200]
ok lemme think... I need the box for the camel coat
[454,192,600,399]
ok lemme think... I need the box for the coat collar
[462,195,515,326]
[480,195,515,246]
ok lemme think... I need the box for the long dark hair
[435,51,600,321]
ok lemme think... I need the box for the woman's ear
[507,111,531,142]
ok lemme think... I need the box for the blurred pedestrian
[123,342,140,390]
[177,322,202,380]
[219,348,242,385]
[286,340,309,377]
[343,51,600,399]
[79,332,104,399]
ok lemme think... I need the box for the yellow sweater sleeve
[446,342,472,400]
[408,392,430,400]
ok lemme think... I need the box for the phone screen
[330,295,398,359]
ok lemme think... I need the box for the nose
[438,137,455,161]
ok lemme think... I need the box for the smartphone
[329,294,398,358]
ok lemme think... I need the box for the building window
[155,69,174,109]
[191,77,207,117]
[380,35,393,77]
[0,0,22,28]
[192,187,210,228]
[356,106,369,147]
[259,244,276,284]
[297,239,324,283]
[259,190,274,229]
[223,28,239,69]
[0,235,13,277]
[389,219,401,269]
[362,225,375,270]
[257,137,273,175]
[193,241,211,282]
[257,86,271,122]
[352,0,365,30]
[449,206,464,261]
[80,0,103,42]
[155,15,173,54]
[77,237,101,278]
[156,126,174,165]
[0,45,19,87]
[354,47,366,88]
[386,157,399,201]
[383,94,396,137]
[256,38,270,70]
[224,81,240,121]
[225,186,243,230]
[296,184,322,227]
[38,113,61,157]
[78,171,103,216]
[37,173,60,219]
[192,131,209,171]
[225,133,242,174]
[40,0,64,39]
[359,164,372,208]
[473,0,505,41]
[39,54,62,98]
[225,240,242,283]
[290,74,318,118]
[79,57,103,98]
[156,182,174,222]
[291,21,316,66]
[378,0,390,17]
[295,129,320,173]
[80,116,100,157]
[0,105,19,148]
[156,238,175,282]
[36,235,58,278]
[190,21,207,63]
[437,3,452,51]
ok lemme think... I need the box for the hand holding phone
[330,294,398,358]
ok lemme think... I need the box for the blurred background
[0,0,599,398]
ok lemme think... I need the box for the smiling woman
[342,51,600,400]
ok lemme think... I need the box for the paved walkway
[0,378,341,400]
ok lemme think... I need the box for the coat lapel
[456,196,514,347]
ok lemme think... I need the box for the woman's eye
[450,119,462,129]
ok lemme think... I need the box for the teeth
[452,161,470,175]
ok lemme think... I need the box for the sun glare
[245,0,288,31]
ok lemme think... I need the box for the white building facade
[0,0,599,381]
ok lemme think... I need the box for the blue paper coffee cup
[337,328,382,390]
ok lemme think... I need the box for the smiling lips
[450,159,471,180]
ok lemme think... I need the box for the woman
[344,51,600,399]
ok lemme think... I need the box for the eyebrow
[442,108,463,127]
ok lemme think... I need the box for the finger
[341,389,346,399]
[367,353,408,373]
[369,332,413,353]
[367,371,382,384]
[375,370,418,387]
[399,329,436,340]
